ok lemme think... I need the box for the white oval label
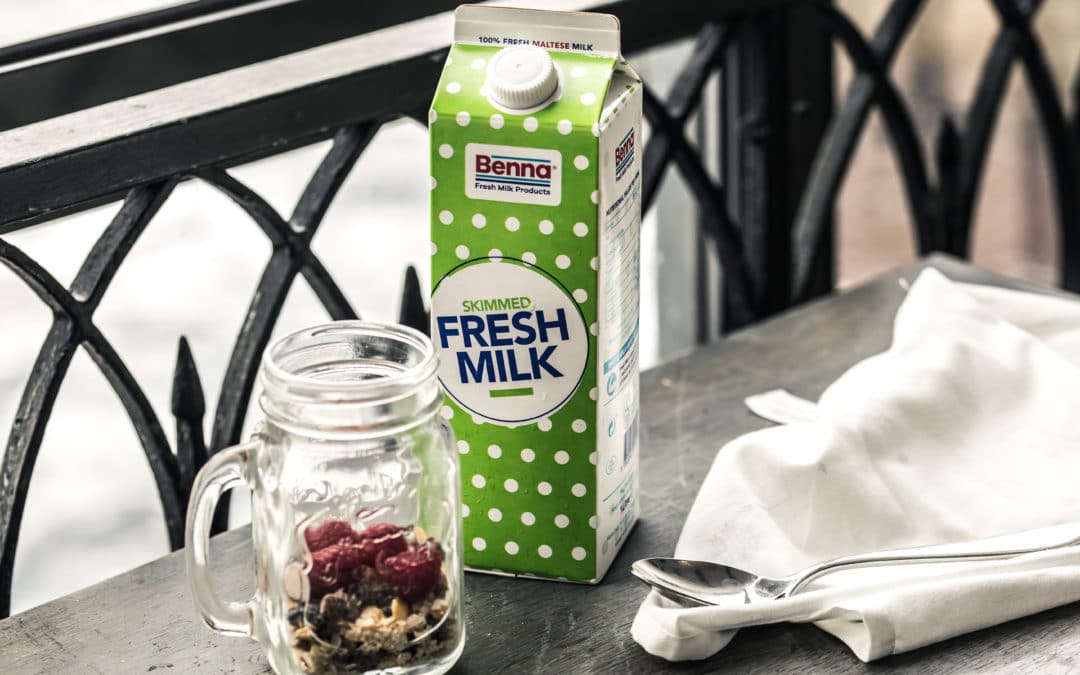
[431,258,588,425]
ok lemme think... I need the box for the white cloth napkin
[632,267,1080,662]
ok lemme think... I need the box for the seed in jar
[391,597,410,622]
[430,596,449,621]
[359,605,385,627]
[283,561,310,601]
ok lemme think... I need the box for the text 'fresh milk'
[429,6,641,583]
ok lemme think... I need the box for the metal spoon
[632,534,1080,606]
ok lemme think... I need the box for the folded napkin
[632,268,1080,662]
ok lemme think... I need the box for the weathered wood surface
[3,255,1080,674]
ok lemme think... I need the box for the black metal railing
[1,0,1078,617]
[790,0,1080,301]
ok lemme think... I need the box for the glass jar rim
[262,321,436,398]
[258,321,440,434]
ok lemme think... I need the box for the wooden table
[4,255,1080,674]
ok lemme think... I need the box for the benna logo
[465,143,562,206]
[475,153,553,188]
[615,128,635,181]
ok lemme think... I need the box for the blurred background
[0,0,1077,613]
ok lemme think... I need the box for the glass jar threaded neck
[258,321,441,437]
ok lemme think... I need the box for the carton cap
[485,45,560,110]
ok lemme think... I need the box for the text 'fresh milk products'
[429,6,641,583]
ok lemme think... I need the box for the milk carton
[429,6,640,583]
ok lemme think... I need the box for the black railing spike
[1072,64,1080,140]
[171,336,208,507]
[171,336,205,424]
[934,114,965,255]
[934,114,960,172]
[399,265,429,336]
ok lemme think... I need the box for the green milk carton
[429,6,641,583]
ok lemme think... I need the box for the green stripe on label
[489,387,535,398]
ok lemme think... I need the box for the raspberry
[305,523,409,594]
[352,523,407,566]
[303,519,359,552]
[308,543,367,594]
[376,542,443,601]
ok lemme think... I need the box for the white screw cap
[485,45,559,110]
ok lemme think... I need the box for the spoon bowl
[631,558,785,606]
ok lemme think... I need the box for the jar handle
[184,441,257,636]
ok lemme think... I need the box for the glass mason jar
[185,321,464,675]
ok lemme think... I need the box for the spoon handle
[787,534,1080,596]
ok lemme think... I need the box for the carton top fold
[454,6,621,57]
